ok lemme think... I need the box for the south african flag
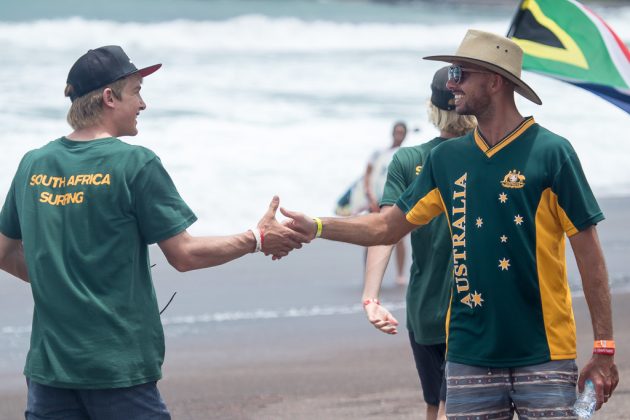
[507,0,630,114]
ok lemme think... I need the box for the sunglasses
[448,65,491,84]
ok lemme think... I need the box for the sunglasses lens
[448,66,462,84]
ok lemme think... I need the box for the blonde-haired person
[0,45,307,419]
[361,66,475,420]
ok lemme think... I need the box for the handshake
[252,195,319,260]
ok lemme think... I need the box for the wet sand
[0,196,629,419]
[158,293,630,420]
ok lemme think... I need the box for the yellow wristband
[313,217,323,238]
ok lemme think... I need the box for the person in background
[363,66,476,420]
[281,30,618,418]
[364,121,408,285]
[0,45,306,419]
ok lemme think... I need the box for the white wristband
[250,227,262,252]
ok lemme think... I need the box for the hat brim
[137,63,162,78]
[423,55,542,105]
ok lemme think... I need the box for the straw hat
[424,29,542,105]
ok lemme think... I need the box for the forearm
[363,244,395,300]
[319,205,412,246]
[579,249,613,339]
[571,227,613,339]
[570,225,618,407]
[0,242,29,283]
[320,214,392,246]
[161,230,256,272]
[186,232,256,270]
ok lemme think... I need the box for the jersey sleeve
[551,150,604,236]
[395,152,445,226]
[380,152,407,207]
[0,178,22,240]
[132,157,198,244]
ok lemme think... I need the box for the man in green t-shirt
[362,66,476,420]
[282,30,618,418]
[0,45,307,419]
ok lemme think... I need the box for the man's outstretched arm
[0,232,29,283]
[159,196,310,272]
[570,225,618,410]
[281,204,415,246]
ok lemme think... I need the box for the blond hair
[427,100,477,137]
[64,77,128,130]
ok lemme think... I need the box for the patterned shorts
[445,360,578,419]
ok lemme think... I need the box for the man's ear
[102,88,116,109]
[490,74,511,95]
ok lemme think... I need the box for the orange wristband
[593,339,615,355]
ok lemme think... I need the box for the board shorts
[409,330,446,406]
[445,359,578,419]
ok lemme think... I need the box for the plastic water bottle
[574,380,596,419]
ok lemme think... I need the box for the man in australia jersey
[280,30,618,418]
[362,66,476,420]
[0,46,307,419]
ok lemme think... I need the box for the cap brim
[423,55,542,105]
[138,63,162,78]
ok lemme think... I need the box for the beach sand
[136,293,630,419]
[3,293,624,419]
[0,196,628,419]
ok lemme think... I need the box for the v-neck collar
[473,117,535,158]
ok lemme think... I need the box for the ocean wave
[0,16,508,52]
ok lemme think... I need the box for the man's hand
[279,207,317,240]
[364,301,399,334]
[578,354,619,409]
[257,196,311,258]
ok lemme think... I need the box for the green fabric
[0,137,197,388]
[396,120,603,367]
[380,137,452,345]
[510,0,627,88]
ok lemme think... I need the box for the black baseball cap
[66,45,161,102]
[430,66,455,111]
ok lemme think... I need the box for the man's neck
[476,107,524,147]
[66,126,116,142]
[440,129,459,139]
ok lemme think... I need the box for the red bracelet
[593,348,615,355]
[593,339,615,355]
[363,298,380,307]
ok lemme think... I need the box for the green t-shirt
[396,118,603,367]
[0,137,197,388]
[380,138,452,345]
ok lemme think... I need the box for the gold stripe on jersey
[445,286,453,356]
[406,188,446,226]
[441,192,454,357]
[536,188,577,360]
[474,117,536,158]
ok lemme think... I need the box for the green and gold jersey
[0,137,197,388]
[380,138,452,345]
[396,118,603,367]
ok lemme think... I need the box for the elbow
[166,254,194,272]
[374,223,399,246]
[381,231,400,246]
[373,213,404,246]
